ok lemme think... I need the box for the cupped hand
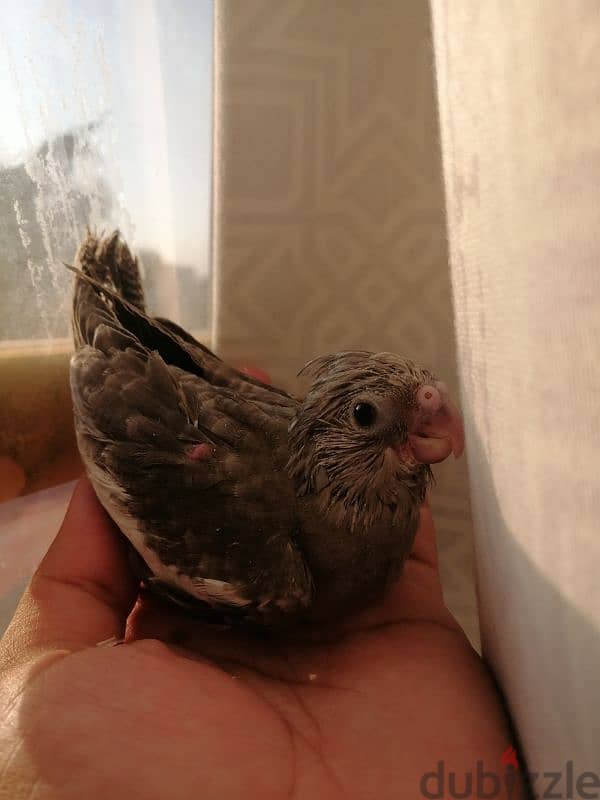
[0,480,521,800]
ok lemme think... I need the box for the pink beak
[407,382,465,465]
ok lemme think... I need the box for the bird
[68,231,464,628]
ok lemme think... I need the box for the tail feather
[72,230,146,348]
[77,230,146,310]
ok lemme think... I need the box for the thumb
[1,479,138,659]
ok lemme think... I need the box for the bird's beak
[408,400,464,464]
[404,382,465,465]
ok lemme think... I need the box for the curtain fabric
[431,0,600,770]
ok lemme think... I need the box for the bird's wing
[69,233,311,623]
[71,345,312,623]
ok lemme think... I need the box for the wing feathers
[70,232,311,624]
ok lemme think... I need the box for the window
[0,0,214,501]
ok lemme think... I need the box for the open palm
[0,481,518,800]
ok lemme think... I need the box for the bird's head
[287,351,464,527]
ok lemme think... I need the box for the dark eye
[353,401,377,427]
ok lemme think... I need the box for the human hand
[0,480,521,800]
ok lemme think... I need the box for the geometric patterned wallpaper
[213,0,479,645]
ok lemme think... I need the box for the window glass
[0,0,213,341]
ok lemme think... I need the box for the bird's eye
[352,401,377,427]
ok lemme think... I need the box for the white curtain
[431,0,600,772]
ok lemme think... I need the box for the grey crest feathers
[68,230,463,627]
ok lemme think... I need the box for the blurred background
[0,0,478,647]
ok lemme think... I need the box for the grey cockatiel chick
[69,231,464,627]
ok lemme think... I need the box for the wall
[214,0,478,644]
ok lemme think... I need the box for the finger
[1,479,138,657]
[409,502,440,569]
